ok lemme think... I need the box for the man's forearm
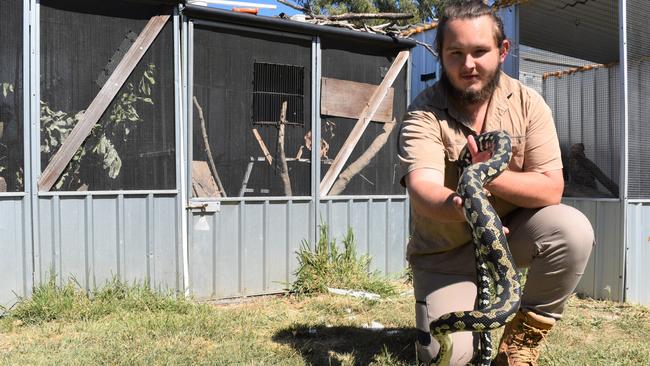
[406,171,466,222]
[486,170,563,208]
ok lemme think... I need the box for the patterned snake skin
[428,131,522,366]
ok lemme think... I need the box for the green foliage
[297,0,444,24]
[6,274,190,325]
[39,63,156,190]
[292,225,397,297]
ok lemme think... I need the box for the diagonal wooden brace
[38,13,171,192]
[319,49,409,196]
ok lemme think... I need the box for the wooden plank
[321,77,395,123]
[319,50,409,196]
[252,128,273,165]
[192,161,221,198]
[38,14,171,192]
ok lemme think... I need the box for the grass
[1,233,648,365]
[292,226,399,297]
[1,278,649,365]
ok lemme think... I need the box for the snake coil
[429,131,522,366]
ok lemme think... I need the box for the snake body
[429,131,521,366]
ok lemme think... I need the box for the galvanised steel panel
[59,198,87,288]
[91,197,119,287]
[0,198,29,308]
[387,199,408,274]
[563,199,624,301]
[626,202,650,305]
[122,196,149,283]
[350,200,370,255]
[241,201,265,295]
[287,201,311,284]
[189,200,312,299]
[319,198,409,275]
[266,201,289,293]
[322,200,352,248]
[410,30,437,101]
[35,195,182,292]
[368,200,389,273]
[152,195,181,290]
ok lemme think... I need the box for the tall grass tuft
[292,225,397,297]
[8,274,192,325]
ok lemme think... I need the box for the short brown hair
[434,0,506,55]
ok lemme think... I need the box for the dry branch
[329,121,395,195]
[193,96,227,197]
[277,0,412,21]
[278,101,292,196]
[315,13,413,21]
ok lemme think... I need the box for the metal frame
[619,0,629,302]
[311,36,321,247]
[173,5,190,297]
[29,0,41,285]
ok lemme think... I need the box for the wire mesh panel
[0,0,23,192]
[40,0,176,191]
[192,25,312,198]
[519,0,620,199]
[320,41,407,196]
[626,0,650,199]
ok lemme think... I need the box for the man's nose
[463,55,476,69]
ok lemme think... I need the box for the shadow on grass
[273,324,417,365]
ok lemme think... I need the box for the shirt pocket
[509,135,526,171]
[443,134,468,163]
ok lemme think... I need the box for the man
[397,1,594,365]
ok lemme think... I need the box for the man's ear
[499,39,510,63]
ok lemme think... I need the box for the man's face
[440,15,509,105]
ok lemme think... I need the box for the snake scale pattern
[429,131,522,366]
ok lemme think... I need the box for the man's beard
[440,64,501,106]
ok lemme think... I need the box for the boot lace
[507,322,548,364]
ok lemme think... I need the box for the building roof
[519,0,618,64]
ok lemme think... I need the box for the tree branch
[314,12,413,21]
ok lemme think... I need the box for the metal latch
[186,201,221,213]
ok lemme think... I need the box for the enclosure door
[186,20,315,299]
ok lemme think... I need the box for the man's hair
[434,0,506,55]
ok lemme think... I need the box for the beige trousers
[413,204,594,365]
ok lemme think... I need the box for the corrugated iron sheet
[34,194,182,292]
[563,199,624,301]
[625,202,650,304]
[0,197,31,309]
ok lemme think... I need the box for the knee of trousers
[536,204,594,267]
[416,302,475,366]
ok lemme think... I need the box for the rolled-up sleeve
[523,90,563,173]
[397,109,446,187]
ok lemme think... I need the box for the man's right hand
[452,194,509,235]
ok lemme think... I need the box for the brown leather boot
[492,309,556,366]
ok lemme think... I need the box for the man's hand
[452,194,509,235]
[467,135,492,164]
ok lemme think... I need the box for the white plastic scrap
[362,321,385,330]
[327,288,381,301]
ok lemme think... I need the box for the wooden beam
[38,13,171,192]
[252,128,273,165]
[321,77,395,123]
[319,50,409,196]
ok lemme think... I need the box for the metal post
[618,0,629,302]
[28,0,40,289]
[175,6,191,297]
[311,36,321,249]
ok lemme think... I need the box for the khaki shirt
[398,72,562,270]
